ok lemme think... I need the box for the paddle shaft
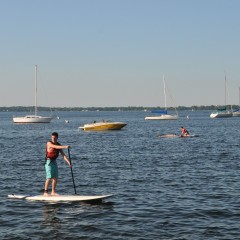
[68,148,77,194]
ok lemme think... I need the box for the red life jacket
[46,141,60,159]
[182,128,189,134]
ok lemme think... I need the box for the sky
[0,0,240,108]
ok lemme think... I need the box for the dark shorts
[45,159,58,179]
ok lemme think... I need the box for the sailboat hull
[233,111,240,117]
[145,114,178,120]
[210,112,233,118]
[13,115,53,123]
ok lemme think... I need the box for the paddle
[68,148,77,194]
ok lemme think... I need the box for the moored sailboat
[145,75,178,120]
[13,65,53,123]
[233,87,240,117]
[210,74,232,118]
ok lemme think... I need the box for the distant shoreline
[0,105,237,112]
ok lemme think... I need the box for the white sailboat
[210,74,233,118]
[233,87,240,117]
[13,65,53,123]
[145,75,178,120]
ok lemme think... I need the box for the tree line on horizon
[0,105,238,112]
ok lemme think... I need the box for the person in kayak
[180,127,190,137]
[44,132,71,196]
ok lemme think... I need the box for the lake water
[0,110,240,239]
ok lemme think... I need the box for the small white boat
[145,75,178,120]
[13,65,52,123]
[233,110,240,117]
[79,120,127,131]
[145,113,178,120]
[232,87,240,117]
[13,115,53,123]
[210,110,233,118]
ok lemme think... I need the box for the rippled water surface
[1,110,240,239]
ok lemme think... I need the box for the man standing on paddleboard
[44,132,71,196]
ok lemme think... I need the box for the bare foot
[51,192,60,196]
[43,192,51,197]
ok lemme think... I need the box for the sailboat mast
[163,75,167,110]
[35,65,37,116]
[225,73,226,107]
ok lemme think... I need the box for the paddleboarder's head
[51,132,58,141]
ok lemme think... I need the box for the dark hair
[52,132,58,137]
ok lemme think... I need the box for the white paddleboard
[8,194,112,202]
[158,134,197,138]
[158,134,179,138]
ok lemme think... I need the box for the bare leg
[44,179,51,196]
[51,178,59,195]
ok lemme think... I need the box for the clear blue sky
[1,0,240,108]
